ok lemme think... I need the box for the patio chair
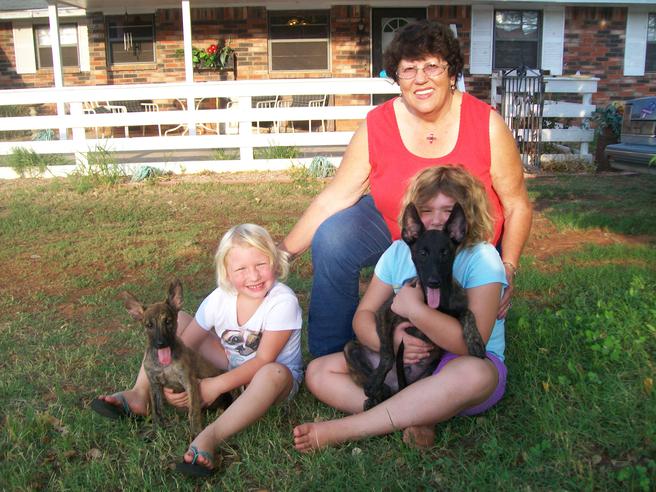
[164,99,190,136]
[274,99,292,133]
[224,99,239,135]
[140,102,161,136]
[105,103,129,137]
[83,101,110,138]
[290,94,327,132]
[164,98,223,136]
[253,96,279,133]
[194,97,222,135]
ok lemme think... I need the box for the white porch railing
[0,78,400,178]
[491,74,599,159]
[1,75,600,178]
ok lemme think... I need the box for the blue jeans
[308,195,392,357]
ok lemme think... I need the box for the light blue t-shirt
[374,241,507,360]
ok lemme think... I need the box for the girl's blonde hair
[400,165,494,248]
[215,223,290,293]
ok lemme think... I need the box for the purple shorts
[433,351,507,416]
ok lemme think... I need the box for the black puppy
[344,202,486,410]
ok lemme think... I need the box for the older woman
[281,19,532,357]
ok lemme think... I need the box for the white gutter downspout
[47,0,67,140]
[181,0,196,135]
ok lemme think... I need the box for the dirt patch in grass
[525,212,649,262]
[130,170,296,186]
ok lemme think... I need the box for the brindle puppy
[344,203,487,411]
[121,279,230,436]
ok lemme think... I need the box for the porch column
[181,0,196,135]
[47,0,67,140]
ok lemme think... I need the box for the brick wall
[1,5,654,108]
[564,6,656,107]
[0,22,25,89]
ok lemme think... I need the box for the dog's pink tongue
[158,347,172,366]
[427,288,441,309]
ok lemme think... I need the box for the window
[493,10,541,70]
[647,13,656,72]
[34,24,79,68]
[269,11,329,71]
[106,14,155,64]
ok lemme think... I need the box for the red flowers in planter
[191,40,233,69]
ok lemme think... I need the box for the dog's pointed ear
[401,203,425,245]
[119,291,144,321]
[444,203,467,245]
[167,278,183,311]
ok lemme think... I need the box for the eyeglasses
[396,63,449,80]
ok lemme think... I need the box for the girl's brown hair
[400,165,493,248]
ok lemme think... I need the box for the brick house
[0,0,654,108]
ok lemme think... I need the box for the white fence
[0,78,400,178]
[491,74,599,159]
[1,75,599,178]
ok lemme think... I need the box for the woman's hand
[496,263,515,319]
[393,321,435,364]
[390,282,424,320]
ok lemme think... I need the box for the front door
[371,8,427,104]
[371,8,427,78]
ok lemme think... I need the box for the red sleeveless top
[366,92,503,243]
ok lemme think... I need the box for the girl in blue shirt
[294,165,510,451]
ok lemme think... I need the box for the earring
[450,82,456,92]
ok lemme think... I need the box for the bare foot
[402,425,435,449]
[293,422,340,452]
[97,390,149,417]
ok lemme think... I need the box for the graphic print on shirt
[221,328,263,369]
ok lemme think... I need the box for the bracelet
[503,261,518,277]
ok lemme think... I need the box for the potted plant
[191,39,234,70]
[592,101,623,172]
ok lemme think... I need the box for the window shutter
[12,22,37,74]
[449,24,466,92]
[77,20,90,72]
[541,6,565,75]
[470,5,493,75]
[624,8,648,76]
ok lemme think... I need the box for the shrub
[254,145,299,160]
[72,144,126,191]
[7,147,65,177]
[540,155,596,173]
[592,102,623,139]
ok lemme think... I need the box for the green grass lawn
[0,172,654,490]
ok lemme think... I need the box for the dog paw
[363,398,377,411]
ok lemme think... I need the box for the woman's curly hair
[383,19,464,84]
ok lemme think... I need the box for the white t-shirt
[194,281,303,383]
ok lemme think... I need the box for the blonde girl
[93,224,303,477]
[294,165,508,451]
